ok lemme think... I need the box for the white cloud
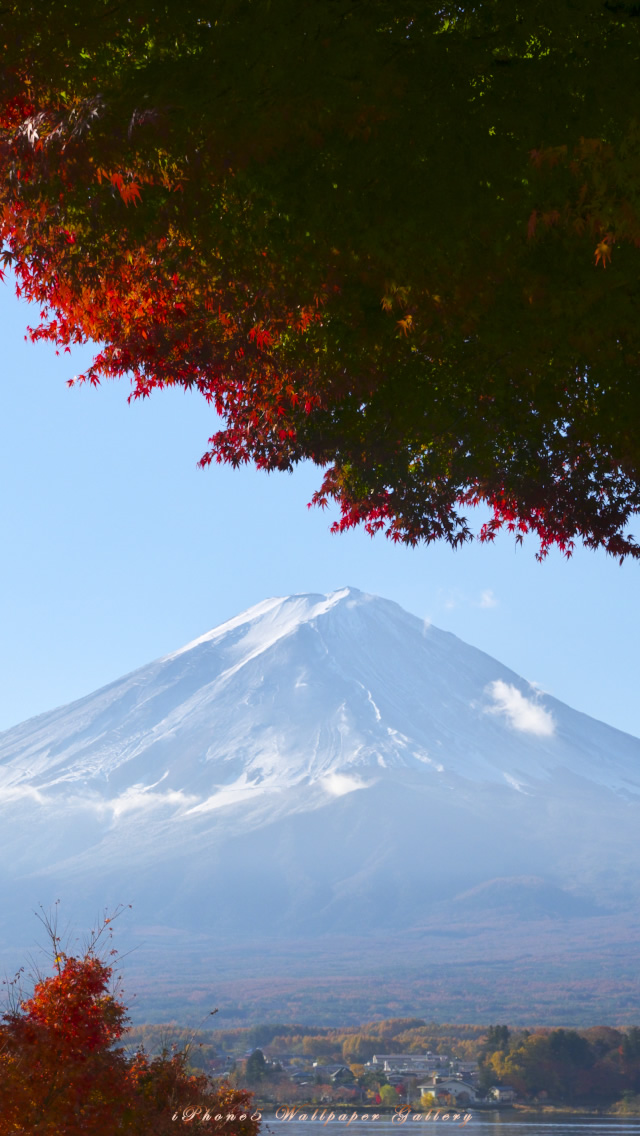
[485,679,555,737]
[321,772,369,797]
[503,772,528,793]
[479,589,498,609]
[0,783,47,805]
[0,778,200,819]
[108,787,199,819]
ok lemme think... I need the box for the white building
[418,1077,478,1104]
[489,1086,517,1102]
[370,1054,450,1073]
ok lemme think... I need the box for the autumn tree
[245,1049,268,1084]
[481,1024,511,1058]
[622,1028,640,1060]
[0,911,260,1135]
[342,1034,381,1064]
[2,1,640,558]
[481,1027,634,1105]
[379,1084,400,1107]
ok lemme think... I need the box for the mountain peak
[2,586,639,813]
[165,586,371,660]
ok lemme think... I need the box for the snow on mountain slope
[0,586,639,942]
[1,586,639,805]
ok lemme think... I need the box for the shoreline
[513,1103,640,1117]
[256,1103,640,1120]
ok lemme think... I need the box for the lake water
[262,1116,640,1136]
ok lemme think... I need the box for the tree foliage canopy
[2,1,640,557]
[0,911,259,1134]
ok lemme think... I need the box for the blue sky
[1,280,639,737]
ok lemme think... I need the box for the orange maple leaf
[397,314,414,336]
[594,234,614,268]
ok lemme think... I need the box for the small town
[204,1048,516,1111]
[149,1019,639,1116]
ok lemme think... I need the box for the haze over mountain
[1,587,639,1021]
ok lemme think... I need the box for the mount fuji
[1,587,639,1022]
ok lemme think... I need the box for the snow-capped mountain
[1,586,639,954]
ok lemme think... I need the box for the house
[418,1077,478,1104]
[312,1064,356,1084]
[489,1086,517,1102]
[449,1061,479,1080]
[385,1068,445,1084]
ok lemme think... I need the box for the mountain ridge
[2,586,639,803]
